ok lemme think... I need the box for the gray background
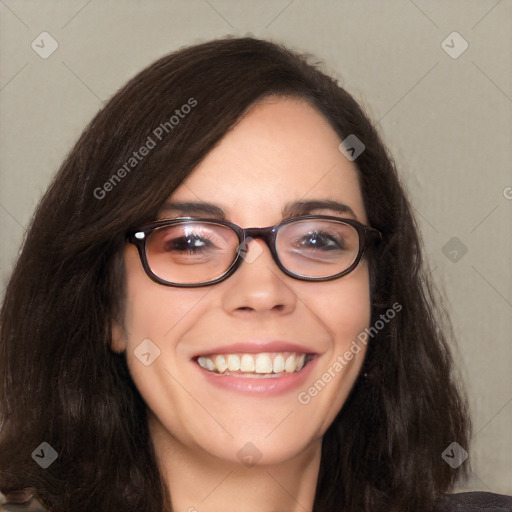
[1,0,510,495]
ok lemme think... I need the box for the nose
[221,237,298,315]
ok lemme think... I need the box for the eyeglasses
[126,215,382,287]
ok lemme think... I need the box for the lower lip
[194,356,318,396]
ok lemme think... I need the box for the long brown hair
[0,36,470,512]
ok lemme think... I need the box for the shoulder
[1,495,48,511]
[436,492,512,511]
[2,492,511,512]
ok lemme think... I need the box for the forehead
[168,96,367,224]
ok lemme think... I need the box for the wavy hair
[0,36,470,512]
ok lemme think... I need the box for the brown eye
[162,233,215,254]
[292,231,346,252]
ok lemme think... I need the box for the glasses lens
[145,221,239,284]
[277,219,360,278]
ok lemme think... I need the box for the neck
[148,414,322,512]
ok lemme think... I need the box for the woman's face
[113,96,371,466]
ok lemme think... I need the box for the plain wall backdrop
[0,0,511,497]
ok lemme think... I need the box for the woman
[0,36,510,512]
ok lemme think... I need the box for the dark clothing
[2,491,511,511]
[436,492,512,511]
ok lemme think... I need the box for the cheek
[298,262,371,434]
[120,288,216,448]
[121,246,207,342]
[308,262,371,345]
[118,248,210,425]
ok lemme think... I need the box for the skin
[112,96,372,512]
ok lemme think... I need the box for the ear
[110,321,127,353]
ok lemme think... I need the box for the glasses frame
[126,215,382,288]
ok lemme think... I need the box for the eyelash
[163,234,215,253]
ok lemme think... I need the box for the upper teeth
[197,352,307,374]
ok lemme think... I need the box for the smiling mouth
[194,352,316,378]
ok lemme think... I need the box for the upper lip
[192,340,319,358]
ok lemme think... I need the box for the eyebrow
[160,200,357,221]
